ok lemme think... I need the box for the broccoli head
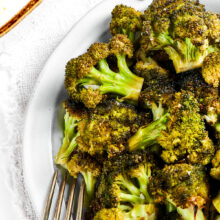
[54,100,88,168]
[134,57,170,86]
[65,34,144,108]
[140,0,219,73]
[202,51,220,88]
[110,5,143,42]
[210,150,220,180]
[76,100,150,158]
[94,151,157,210]
[150,163,210,220]
[67,152,101,203]
[93,204,157,220]
[158,91,215,165]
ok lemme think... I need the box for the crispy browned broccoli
[202,51,220,88]
[65,34,144,109]
[150,163,210,220]
[158,91,215,165]
[76,100,150,158]
[110,5,143,42]
[140,0,219,73]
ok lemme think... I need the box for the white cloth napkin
[0,0,102,219]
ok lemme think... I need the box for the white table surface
[0,0,217,219]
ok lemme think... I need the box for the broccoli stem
[177,206,205,220]
[81,171,97,204]
[128,113,169,151]
[119,191,144,204]
[82,56,143,102]
[151,102,164,121]
[122,29,135,42]
[55,113,78,167]
[164,38,207,73]
[116,175,140,196]
[135,166,153,203]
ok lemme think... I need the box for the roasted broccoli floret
[110,5,143,42]
[150,163,210,220]
[134,57,170,86]
[210,150,220,180]
[158,91,215,165]
[54,100,88,167]
[76,100,150,158]
[202,51,220,88]
[67,152,101,203]
[65,34,144,109]
[140,0,219,73]
[213,191,220,214]
[94,151,156,209]
[93,204,157,220]
[139,79,175,121]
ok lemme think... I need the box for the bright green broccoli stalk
[110,4,143,42]
[54,101,88,168]
[65,34,144,108]
[128,112,169,151]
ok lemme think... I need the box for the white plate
[23,0,219,219]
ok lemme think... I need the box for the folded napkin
[0,0,102,219]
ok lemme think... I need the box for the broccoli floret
[210,150,220,180]
[93,204,157,220]
[128,113,169,152]
[94,151,157,209]
[140,0,219,73]
[110,5,143,42]
[65,34,144,109]
[213,191,220,214]
[158,91,215,165]
[202,51,220,88]
[54,100,88,168]
[150,163,209,220]
[76,100,150,158]
[67,152,101,203]
[134,57,170,86]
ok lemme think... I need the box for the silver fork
[42,170,85,220]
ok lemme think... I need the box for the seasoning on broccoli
[140,0,220,73]
[65,34,144,109]
[110,4,143,42]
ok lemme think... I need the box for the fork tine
[41,170,58,220]
[54,173,67,220]
[75,181,85,220]
[65,179,76,220]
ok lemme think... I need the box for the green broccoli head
[139,79,175,121]
[150,163,209,220]
[76,100,150,158]
[158,91,215,165]
[210,150,220,180]
[110,4,143,42]
[94,151,156,208]
[54,100,88,168]
[140,0,219,73]
[65,34,144,108]
[67,152,101,203]
[202,51,220,88]
[93,204,158,220]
